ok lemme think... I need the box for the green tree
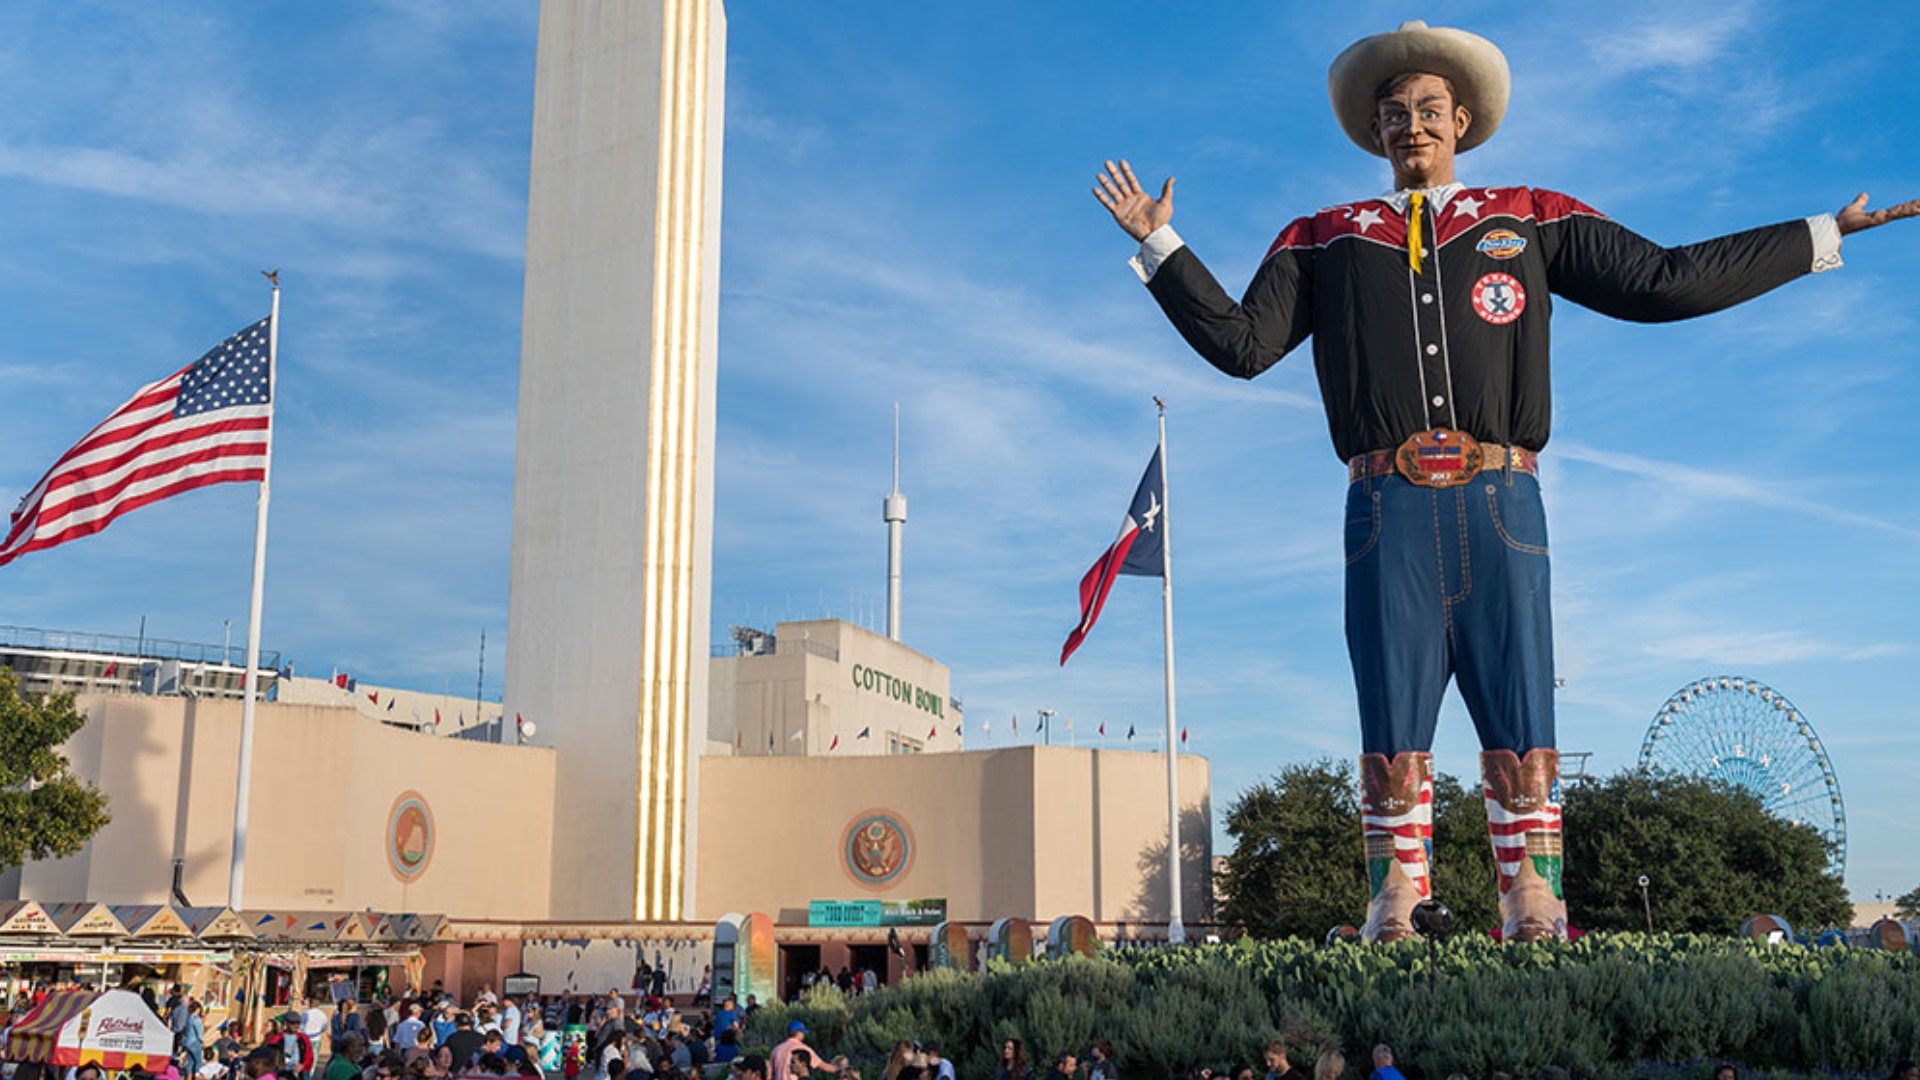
[1426,768,1499,933]
[0,669,111,868]
[1896,885,1920,919]
[1220,759,1849,940]
[1217,759,1365,939]
[1561,769,1850,933]
[1217,758,1496,939]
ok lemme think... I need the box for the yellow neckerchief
[1407,190,1424,273]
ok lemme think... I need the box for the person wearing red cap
[1095,20,1916,943]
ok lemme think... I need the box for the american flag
[0,317,272,567]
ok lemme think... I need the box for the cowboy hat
[1327,20,1510,156]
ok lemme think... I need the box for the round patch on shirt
[1471,272,1527,325]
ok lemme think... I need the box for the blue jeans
[1343,468,1555,756]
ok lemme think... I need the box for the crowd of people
[232,982,730,1080]
[792,968,881,998]
[8,978,1918,1080]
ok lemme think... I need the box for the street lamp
[1037,709,1056,746]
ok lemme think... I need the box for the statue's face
[1370,73,1472,186]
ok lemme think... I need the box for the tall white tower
[883,404,906,642]
[504,0,726,922]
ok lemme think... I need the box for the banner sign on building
[808,898,947,927]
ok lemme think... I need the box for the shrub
[779,934,1920,1077]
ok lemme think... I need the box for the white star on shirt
[1453,193,1483,219]
[1352,207,1384,233]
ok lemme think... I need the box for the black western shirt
[1137,184,1840,463]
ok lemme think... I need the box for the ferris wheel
[1638,675,1847,879]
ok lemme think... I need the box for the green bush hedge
[742,936,1920,1079]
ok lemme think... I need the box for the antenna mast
[883,403,907,641]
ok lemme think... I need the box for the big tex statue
[1095,21,1917,941]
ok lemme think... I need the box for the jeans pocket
[1344,489,1382,565]
[1484,481,1549,555]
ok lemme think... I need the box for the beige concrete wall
[693,745,1210,924]
[712,620,957,759]
[1031,748,1213,924]
[19,696,555,919]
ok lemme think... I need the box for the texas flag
[1061,446,1165,664]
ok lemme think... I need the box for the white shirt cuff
[1128,225,1186,283]
[1807,213,1842,273]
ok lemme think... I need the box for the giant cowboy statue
[1094,21,1918,942]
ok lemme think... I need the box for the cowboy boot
[1359,752,1433,943]
[1481,748,1569,942]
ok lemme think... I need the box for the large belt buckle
[1395,428,1482,488]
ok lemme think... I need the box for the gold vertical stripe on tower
[637,0,708,922]
[638,0,678,921]
[662,0,694,922]
[672,0,710,922]
[667,0,712,923]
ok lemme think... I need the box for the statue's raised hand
[1093,159,1174,242]
[1836,192,1920,235]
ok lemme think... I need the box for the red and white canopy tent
[3,989,173,1072]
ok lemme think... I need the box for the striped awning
[3,989,173,1071]
[4,989,90,1063]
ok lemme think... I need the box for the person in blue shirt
[711,995,741,1064]
[429,1006,456,1048]
[1367,1046,1405,1080]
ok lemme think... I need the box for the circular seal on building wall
[842,810,914,889]
[387,791,435,883]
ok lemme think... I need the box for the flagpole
[229,273,279,909]
[1155,397,1186,945]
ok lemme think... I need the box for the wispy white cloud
[1554,441,1920,541]
[1588,5,1753,74]
[1635,629,1906,666]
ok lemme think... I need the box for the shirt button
[1421,293,1434,304]
[1425,344,1439,355]
[1432,395,1446,408]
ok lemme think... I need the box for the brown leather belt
[1347,429,1538,487]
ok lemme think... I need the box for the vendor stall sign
[45,903,128,937]
[0,901,59,936]
[0,951,214,965]
[111,905,193,939]
[180,907,255,941]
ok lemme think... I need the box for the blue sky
[1,1,1915,909]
